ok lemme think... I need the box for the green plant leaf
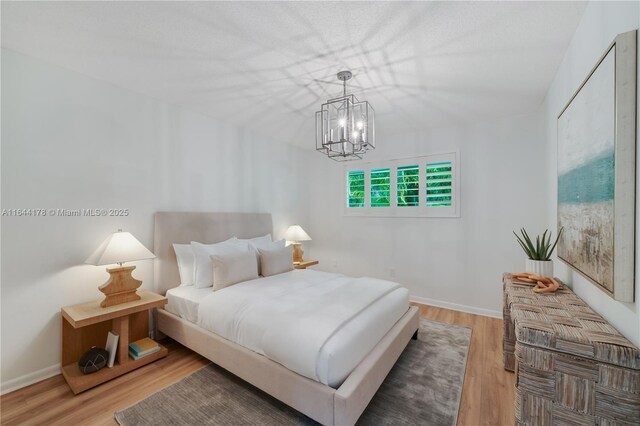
[545,227,564,261]
[514,231,533,258]
[516,238,531,257]
[514,227,564,261]
[520,228,538,260]
[538,229,548,259]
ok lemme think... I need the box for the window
[397,165,419,207]
[426,161,452,207]
[344,151,460,217]
[370,168,390,207]
[347,170,365,207]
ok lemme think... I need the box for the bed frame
[153,212,419,426]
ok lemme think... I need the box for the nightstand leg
[113,316,129,365]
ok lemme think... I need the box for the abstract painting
[557,30,636,302]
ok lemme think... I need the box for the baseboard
[410,295,502,319]
[1,363,61,395]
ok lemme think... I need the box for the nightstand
[294,259,319,269]
[61,290,167,394]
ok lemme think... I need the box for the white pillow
[258,245,294,277]
[191,239,250,288]
[249,238,286,275]
[211,251,259,291]
[173,244,195,286]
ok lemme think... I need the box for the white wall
[543,1,640,346]
[306,112,547,317]
[0,49,310,393]
[4,0,638,394]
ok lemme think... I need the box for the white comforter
[197,269,403,385]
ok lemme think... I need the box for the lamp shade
[284,225,311,242]
[85,230,155,266]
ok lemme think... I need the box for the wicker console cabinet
[503,274,640,425]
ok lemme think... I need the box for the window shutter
[344,151,459,217]
[347,170,365,207]
[426,161,453,206]
[370,168,390,207]
[397,164,419,207]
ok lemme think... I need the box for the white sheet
[165,286,211,323]
[197,269,409,387]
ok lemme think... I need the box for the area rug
[115,318,471,426]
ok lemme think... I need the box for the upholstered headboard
[153,212,273,295]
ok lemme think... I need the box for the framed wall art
[557,30,637,302]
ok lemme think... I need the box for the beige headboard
[153,212,273,295]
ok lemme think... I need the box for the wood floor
[0,304,515,426]
[413,304,516,426]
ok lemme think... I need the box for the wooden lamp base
[292,243,304,264]
[98,265,142,308]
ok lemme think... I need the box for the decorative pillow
[191,239,250,288]
[173,243,195,286]
[249,238,286,275]
[211,251,259,291]
[258,245,294,277]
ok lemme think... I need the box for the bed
[154,212,419,426]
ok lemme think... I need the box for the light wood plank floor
[1,304,515,426]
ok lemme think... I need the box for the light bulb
[339,119,346,127]
[357,121,364,130]
[352,131,359,139]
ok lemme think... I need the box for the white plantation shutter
[370,168,391,208]
[425,151,460,217]
[396,164,420,207]
[426,161,453,207]
[344,151,460,217]
[346,170,365,208]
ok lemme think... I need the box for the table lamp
[284,225,311,264]
[85,229,156,308]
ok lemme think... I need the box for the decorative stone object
[78,347,109,374]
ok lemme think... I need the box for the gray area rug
[115,318,471,426]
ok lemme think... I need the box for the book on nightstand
[129,346,161,360]
[105,331,119,368]
[128,337,160,360]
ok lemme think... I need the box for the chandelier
[315,71,375,161]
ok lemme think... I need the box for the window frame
[343,151,460,218]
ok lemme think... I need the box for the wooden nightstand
[61,290,168,394]
[294,259,319,269]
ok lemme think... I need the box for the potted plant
[513,227,563,277]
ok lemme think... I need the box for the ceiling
[1,1,586,147]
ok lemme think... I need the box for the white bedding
[165,286,212,323]
[196,269,409,387]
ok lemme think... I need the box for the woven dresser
[503,273,640,426]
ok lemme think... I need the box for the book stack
[128,337,161,360]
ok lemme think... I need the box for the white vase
[525,259,553,277]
